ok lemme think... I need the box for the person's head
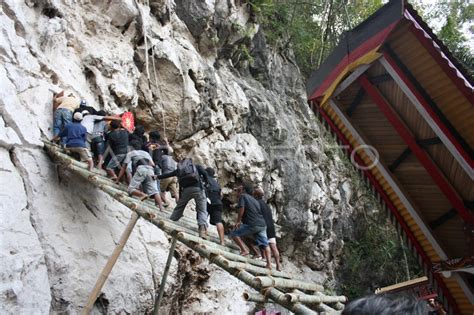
[428,298,442,309]
[233,182,253,197]
[149,130,161,141]
[205,167,215,177]
[342,295,428,315]
[81,110,90,116]
[97,110,107,116]
[134,125,145,136]
[130,140,142,151]
[73,112,83,122]
[110,120,121,130]
[253,187,264,199]
[159,148,169,156]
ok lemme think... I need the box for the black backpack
[177,158,200,187]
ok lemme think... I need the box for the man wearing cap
[55,112,94,171]
[52,91,80,142]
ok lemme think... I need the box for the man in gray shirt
[229,183,271,269]
[115,141,165,211]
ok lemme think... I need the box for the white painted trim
[379,57,474,180]
[333,64,372,97]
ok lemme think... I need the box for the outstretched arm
[157,169,178,179]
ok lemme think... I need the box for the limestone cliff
[0,1,377,314]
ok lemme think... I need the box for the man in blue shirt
[56,112,94,171]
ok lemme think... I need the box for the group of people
[51,91,282,270]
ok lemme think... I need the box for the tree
[249,0,383,78]
[411,0,473,74]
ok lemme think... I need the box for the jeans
[170,186,208,228]
[53,108,73,136]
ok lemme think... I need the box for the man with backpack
[204,167,225,245]
[115,140,165,211]
[158,158,209,239]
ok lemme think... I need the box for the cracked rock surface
[0,0,379,313]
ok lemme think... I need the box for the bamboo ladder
[43,141,346,314]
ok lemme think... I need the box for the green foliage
[337,209,422,300]
[410,0,473,74]
[248,0,383,78]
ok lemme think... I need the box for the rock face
[0,0,379,313]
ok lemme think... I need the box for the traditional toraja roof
[306,1,474,314]
[43,141,347,314]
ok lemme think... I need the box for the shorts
[106,153,126,170]
[91,140,105,156]
[229,224,268,248]
[66,147,92,162]
[268,237,276,244]
[128,165,159,196]
[207,203,223,225]
[160,176,178,197]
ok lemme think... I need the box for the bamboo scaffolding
[173,241,317,315]
[46,144,240,248]
[284,292,347,304]
[255,276,324,292]
[153,234,178,315]
[82,212,139,315]
[43,141,344,314]
[47,147,231,246]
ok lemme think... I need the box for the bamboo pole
[222,257,293,279]
[243,291,268,303]
[153,234,178,315]
[255,276,324,292]
[284,292,347,304]
[176,232,268,268]
[82,212,139,315]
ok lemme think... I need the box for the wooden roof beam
[379,46,474,180]
[389,147,411,173]
[358,74,474,225]
[429,208,457,230]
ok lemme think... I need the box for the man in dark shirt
[56,112,94,171]
[105,120,129,180]
[204,167,225,245]
[254,187,281,271]
[229,183,272,269]
[158,158,209,239]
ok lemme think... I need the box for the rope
[150,43,167,139]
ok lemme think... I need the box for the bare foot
[240,251,249,257]
[266,263,272,270]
